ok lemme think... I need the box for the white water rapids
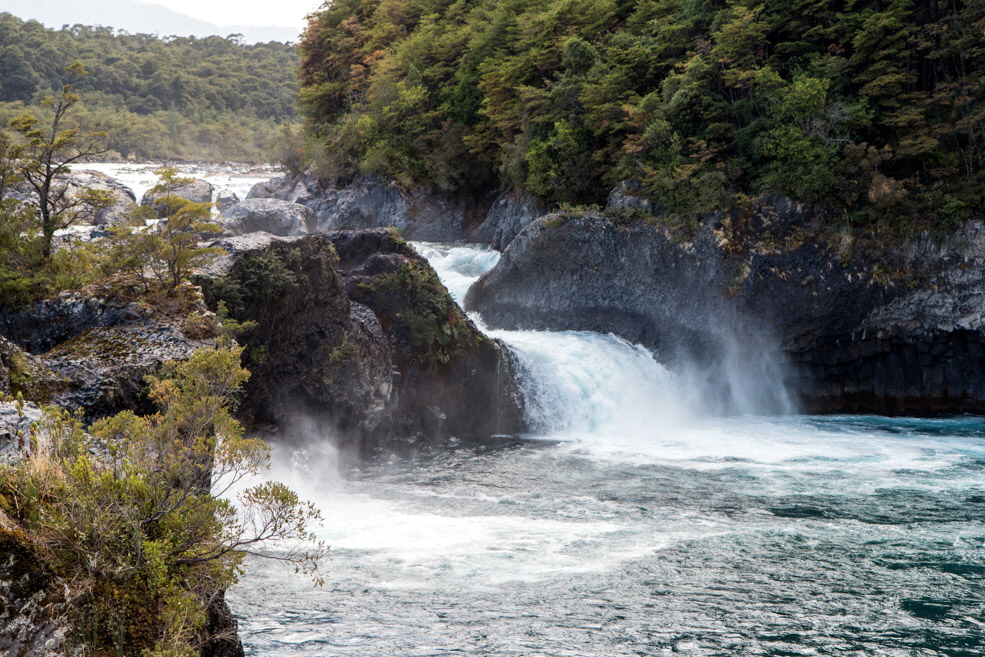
[227,241,985,657]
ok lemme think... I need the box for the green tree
[112,167,222,291]
[0,128,44,304]
[8,62,110,259]
[0,345,325,656]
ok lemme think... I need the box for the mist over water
[228,241,985,656]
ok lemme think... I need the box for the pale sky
[136,0,324,29]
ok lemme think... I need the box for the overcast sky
[135,0,323,29]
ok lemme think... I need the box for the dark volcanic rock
[467,211,734,358]
[0,286,215,419]
[0,524,69,657]
[470,189,547,251]
[200,230,525,450]
[0,293,144,354]
[199,590,245,657]
[220,198,317,236]
[467,201,985,415]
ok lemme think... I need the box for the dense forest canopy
[0,12,300,161]
[298,0,985,231]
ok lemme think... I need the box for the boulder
[198,230,525,450]
[220,198,316,237]
[246,175,293,201]
[215,189,240,213]
[67,169,138,226]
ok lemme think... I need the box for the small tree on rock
[7,61,111,259]
[112,166,222,291]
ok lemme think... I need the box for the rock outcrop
[470,189,547,251]
[466,200,985,415]
[247,172,543,247]
[0,523,69,657]
[220,198,316,236]
[199,230,525,450]
[0,285,216,419]
[66,170,137,226]
[0,401,41,461]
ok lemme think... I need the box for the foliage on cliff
[0,346,324,657]
[0,12,299,161]
[298,0,984,231]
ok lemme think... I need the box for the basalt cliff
[466,197,985,415]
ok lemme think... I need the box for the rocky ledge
[466,200,985,415]
[0,283,217,418]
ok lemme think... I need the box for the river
[227,242,985,657]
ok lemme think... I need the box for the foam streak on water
[226,244,985,656]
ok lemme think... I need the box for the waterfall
[414,242,793,440]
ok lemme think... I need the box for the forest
[298,0,985,233]
[0,12,299,161]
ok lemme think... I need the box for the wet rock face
[200,230,525,450]
[466,212,732,359]
[467,203,985,415]
[220,198,317,237]
[766,222,985,413]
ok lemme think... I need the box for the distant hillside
[0,12,300,161]
[0,0,299,42]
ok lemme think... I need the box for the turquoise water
[229,243,985,656]
[230,415,985,656]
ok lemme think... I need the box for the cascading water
[415,242,694,438]
[200,234,983,656]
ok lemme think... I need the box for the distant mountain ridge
[0,0,299,42]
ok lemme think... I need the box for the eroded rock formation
[198,230,525,450]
